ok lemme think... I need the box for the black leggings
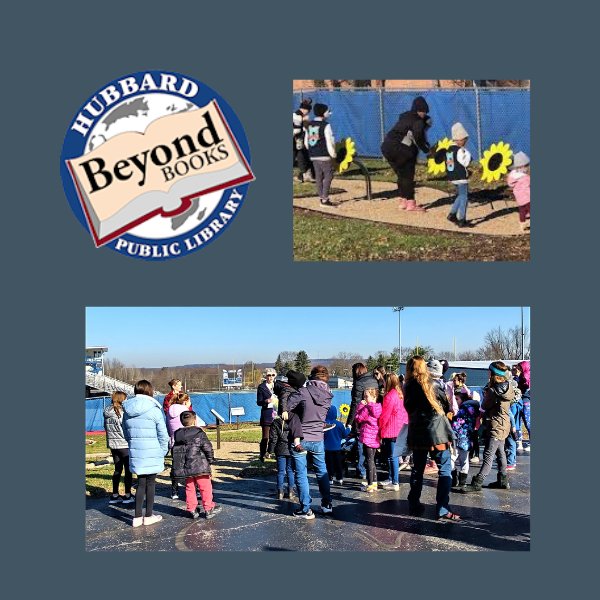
[110,448,132,495]
[382,145,418,200]
[363,445,377,485]
[134,474,157,518]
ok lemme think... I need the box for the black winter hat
[300,97,313,110]
[286,370,307,389]
[411,96,429,113]
[313,103,328,117]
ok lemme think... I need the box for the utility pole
[392,307,404,372]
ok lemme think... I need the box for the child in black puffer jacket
[172,411,222,520]
[266,417,296,500]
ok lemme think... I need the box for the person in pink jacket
[355,387,382,493]
[507,151,530,232]
[379,373,409,491]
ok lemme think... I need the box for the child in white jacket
[446,122,473,228]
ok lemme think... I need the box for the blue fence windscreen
[86,387,488,432]
[293,89,530,159]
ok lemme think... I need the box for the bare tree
[330,351,364,376]
[478,326,530,360]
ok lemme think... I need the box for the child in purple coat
[355,387,382,492]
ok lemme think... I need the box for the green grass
[294,210,470,261]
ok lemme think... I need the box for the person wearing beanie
[305,103,337,207]
[293,97,315,183]
[446,122,474,228]
[507,151,530,232]
[381,95,432,211]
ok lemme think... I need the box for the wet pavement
[86,452,530,551]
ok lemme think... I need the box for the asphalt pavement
[86,451,530,551]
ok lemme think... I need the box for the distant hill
[151,359,336,369]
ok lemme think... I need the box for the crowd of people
[101,359,530,525]
[293,96,531,231]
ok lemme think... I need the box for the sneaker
[424,465,439,474]
[361,479,368,486]
[132,516,144,527]
[334,479,344,485]
[323,422,336,432]
[108,494,122,504]
[196,490,202,498]
[361,483,377,493]
[398,462,409,471]
[190,508,201,519]
[293,508,315,519]
[447,213,458,223]
[171,491,179,500]
[292,444,307,454]
[506,464,516,470]
[121,494,135,504]
[320,200,336,207]
[523,445,530,452]
[380,479,394,488]
[205,504,223,519]
[321,503,333,514]
[517,442,524,450]
[143,514,163,526]
[470,457,480,464]
[389,483,400,491]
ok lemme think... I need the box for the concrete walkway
[293,179,528,237]
[86,450,530,551]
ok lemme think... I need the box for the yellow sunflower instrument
[480,141,513,183]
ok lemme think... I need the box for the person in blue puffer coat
[122,380,169,527]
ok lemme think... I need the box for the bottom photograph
[85,306,530,552]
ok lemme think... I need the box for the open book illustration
[66,100,254,247]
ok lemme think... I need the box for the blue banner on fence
[293,89,530,159]
[86,388,490,432]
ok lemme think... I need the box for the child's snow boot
[486,473,510,490]
[460,475,484,493]
[452,472,469,491]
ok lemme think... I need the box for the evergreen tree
[365,355,376,373]
[295,350,311,376]
[274,354,284,375]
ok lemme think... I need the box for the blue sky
[85,307,530,367]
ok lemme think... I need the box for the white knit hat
[451,122,469,141]
[511,151,530,169]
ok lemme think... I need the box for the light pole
[392,307,404,373]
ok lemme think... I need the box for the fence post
[474,83,483,160]
[379,88,385,149]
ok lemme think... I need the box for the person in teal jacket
[123,380,169,527]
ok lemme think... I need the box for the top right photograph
[293,80,530,261]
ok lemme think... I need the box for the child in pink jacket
[355,387,382,492]
[507,151,530,232]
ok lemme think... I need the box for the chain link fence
[293,87,530,160]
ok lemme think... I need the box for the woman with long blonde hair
[403,356,458,520]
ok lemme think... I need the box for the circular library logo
[60,70,254,260]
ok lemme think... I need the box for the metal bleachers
[85,372,135,397]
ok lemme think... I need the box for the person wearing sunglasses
[257,368,278,461]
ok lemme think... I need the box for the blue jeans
[408,448,452,517]
[357,438,366,478]
[505,435,516,466]
[382,438,399,484]
[276,456,295,489]
[292,440,332,511]
[450,183,469,221]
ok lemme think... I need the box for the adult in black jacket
[403,356,459,521]
[347,363,379,480]
[257,368,277,461]
[293,98,315,182]
[381,96,432,211]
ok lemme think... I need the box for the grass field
[293,159,529,261]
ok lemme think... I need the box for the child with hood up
[450,382,479,490]
[507,152,530,232]
[324,405,351,485]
